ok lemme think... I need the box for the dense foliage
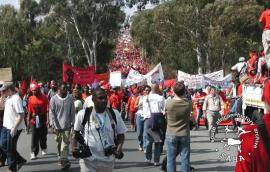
[0,0,125,81]
[131,0,263,78]
[0,0,266,81]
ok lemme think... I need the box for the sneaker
[17,159,27,170]
[30,153,37,160]
[58,157,62,166]
[17,162,24,171]
[138,146,143,151]
[61,160,71,170]
[20,158,27,164]
[154,162,160,166]
[0,161,5,167]
[145,159,152,165]
[41,149,47,156]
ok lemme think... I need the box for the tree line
[131,0,264,78]
[0,0,125,81]
[0,0,266,81]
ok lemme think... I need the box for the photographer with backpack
[73,87,127,172]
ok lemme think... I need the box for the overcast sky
[0,0,155,17]
[0,0,20,9]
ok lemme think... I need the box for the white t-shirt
[142,93,165,119]
[74,100,83,111]
[135,95,144,116]
[3,93,25,130]
[74,108,127,161]
[231,62,247,73]
[83,95,94,109]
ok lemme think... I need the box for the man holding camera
[73,87,127,172]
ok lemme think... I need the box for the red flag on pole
[62,64,95,85]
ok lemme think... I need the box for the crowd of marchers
[1,2,270,172]
[0,75,269,172]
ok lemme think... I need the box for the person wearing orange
[126,89,138,129]
[27,83,49,160]
[81,86,90,101]
[259,2,270,68]
[109,88,121,112]
[235,79,270,172]
[192,88,207,130]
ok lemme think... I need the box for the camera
[72,144,92,159]
[104,145,124,159]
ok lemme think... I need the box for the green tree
[131,0,263,77]
[0,0,125,81]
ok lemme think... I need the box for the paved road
[0,125,237,172]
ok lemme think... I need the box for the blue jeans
[144,119,161,163]
[136,115,145,148]
[230,99,238,114]
[166,135,190,172]
[0,127,7,164]
[0,127,24,172]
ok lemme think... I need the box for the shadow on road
[115,161,159,170]
[197,165,234,171]
[25,166,80,172]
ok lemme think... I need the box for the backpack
[81,106,118,145]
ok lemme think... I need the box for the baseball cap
[238,57,245,62]
[0,81,14,91]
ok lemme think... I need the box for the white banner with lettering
[204,70,224,80]
[125,63,164,86]
[202,74,232,88]
[145,63,164,85]
[177,70,231,88]
[177,70,202,88]
[125,69,145,86]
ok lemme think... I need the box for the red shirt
[219,91,227,102]
[237,84,243,97]
[109,93,121,110]
[235,114,270,172]
[117,90,123,103]
[27,93,49,125]
[127,95,138,113]
[193,92,207,109]
[259,9,270,31]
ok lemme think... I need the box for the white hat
[0,81,13,91]
[238,57,245,62]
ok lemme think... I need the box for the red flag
[62,64,95,84]
[95,72,110,82]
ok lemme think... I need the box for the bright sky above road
[0,0,20,9]
[0,0,156,17]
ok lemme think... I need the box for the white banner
[177,70,230,88]
[109,71,122,87]
[124,63,164,86]
[145,63,164,85]
[204,70,224,80]
[125,69,145,86]
[202,74,232,88]
[177,70,202,88]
